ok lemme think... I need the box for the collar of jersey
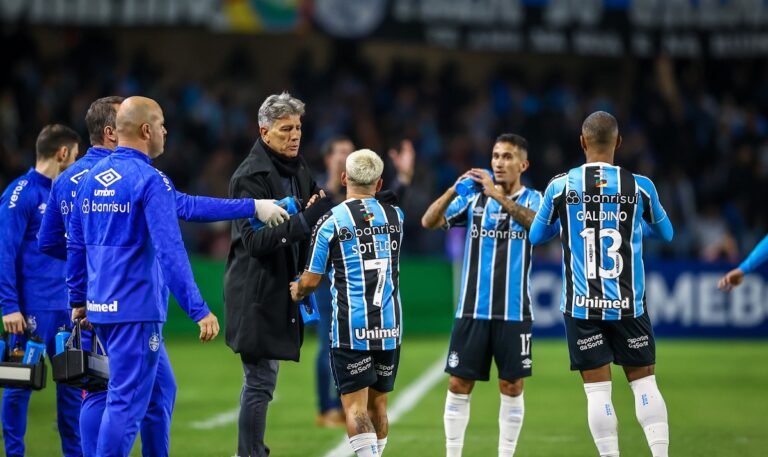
[26,167,52,188]
[114,146,152,164]
[582,161,614,168]
[507,186,526,200]
[342,197,376,203]
[87,146,112,159]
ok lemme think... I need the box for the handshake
[253,190,334,229]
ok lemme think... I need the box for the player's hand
[451,171,473,194]
[289,280,302,302]
[389,139,415,185]
[468,169,500,199]
[718,268,745,292]
[2,312,26,335]
[197,312,220,342]
[255,199,289,228]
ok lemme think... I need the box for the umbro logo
[94,169,122,188]
[70,169,88,185]
[566,190,581,205]
[522,358,532,369]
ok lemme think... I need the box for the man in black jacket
[224,91,334,457]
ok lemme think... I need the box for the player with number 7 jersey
[530,112,673,457]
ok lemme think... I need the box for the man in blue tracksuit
[40,96,288,456]
[0,125,81,457]
[67,96,221,457]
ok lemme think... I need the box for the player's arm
[468,168,537,230]
[422,172,475,229]
[66,190,88,322]
[719,234,768,291]
[0,188,31,333]
[231,175,333,258]
[143,171,218,342]
[637,176,674,242]
[291,215,334,302]
[38,186,67,260]
[529,177,563,245]
[175,191,289,226]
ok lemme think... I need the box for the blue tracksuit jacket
[0,168,66,315]
[66,146,211,323]
[40,146,255,260]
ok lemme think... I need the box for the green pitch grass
[7,336,768,456]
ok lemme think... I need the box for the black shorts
[330,347,400,395]
[445,318,533,382]
[564,312,656,371]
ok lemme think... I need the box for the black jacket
[224,140,319,361]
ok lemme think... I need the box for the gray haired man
[224,92,334,456]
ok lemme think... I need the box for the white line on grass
[189,407,240,430]
[321,355,446,457]
[189,394,280,430]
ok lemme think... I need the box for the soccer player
[291,149,404,457]
[0,124,81,457]
[529,111,673,457]
[718,234,768,291]
[67,96,219,457]
[422,133,551,457]
[38,96,287,457]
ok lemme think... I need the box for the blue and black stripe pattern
[444,187,542,322]
[536,163,668,320]
[307,198,404,350]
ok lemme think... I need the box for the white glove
[254,199,290,228]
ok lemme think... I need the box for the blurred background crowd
[1,18,766,261]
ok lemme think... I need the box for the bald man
[67,96,220,457]
[530,111,673,457]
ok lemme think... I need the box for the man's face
[261,115,302,157]
[325,140,354,172]
[147,110,167,159]
[59,143,78,171]
[491,142,528,185]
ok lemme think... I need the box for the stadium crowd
[1,30,766,260]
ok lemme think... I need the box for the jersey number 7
[364,258,389,308]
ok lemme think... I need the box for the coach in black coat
[224,92,333,457]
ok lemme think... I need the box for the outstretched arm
[719,234,768,292]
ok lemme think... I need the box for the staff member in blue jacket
[0,124,81,457]
[40,96,288,457]
[67,96,219,457]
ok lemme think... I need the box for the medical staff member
[0,124,81,457]
[67,96,219,457]
[40,95,287,457]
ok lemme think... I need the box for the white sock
[584,382,620,457]
[630,375,669,457]
[377,437,388,456]
[349,432,379,457]
[498,393,524,457]
[444,391,471,457]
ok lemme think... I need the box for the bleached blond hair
[345,149,384,186]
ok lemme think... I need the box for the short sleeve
[306,214,335,274]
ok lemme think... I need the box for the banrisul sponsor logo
[567,192,640,205]
[354,326,400,341]
[8,180,28,209]
[87,300,119,312]
[574,295,630,310]
[470,224,526,240]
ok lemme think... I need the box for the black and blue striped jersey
[306,198,404,350]
[535,162,669,320]
[445,187,542,322]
